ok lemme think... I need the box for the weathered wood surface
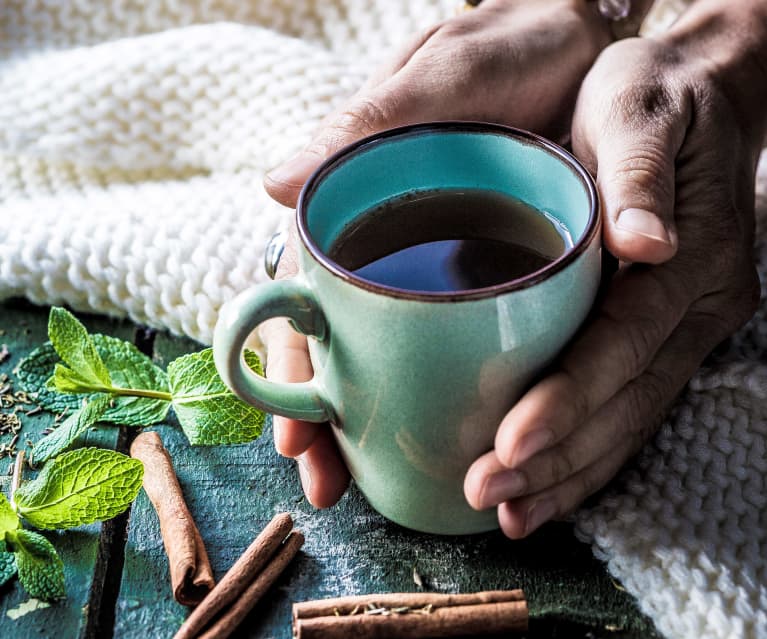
[115,331,660,639]
[0,300,128,638]
[0,301,660,638]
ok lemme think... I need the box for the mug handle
[213,280,333,423]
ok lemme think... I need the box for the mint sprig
[0,447,143,601]
[16,337,170,425]
[19,307,265,448]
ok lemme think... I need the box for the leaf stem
[10,450,25,511]
[108,387,172,402]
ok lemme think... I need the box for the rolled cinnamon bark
[293,590,525,620]
[293,591,528,639]
[130,431,215,606]
[197,531,305,639]
[173,512,294,639]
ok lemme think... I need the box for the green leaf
[14,448,143,530]
[7,529,65,600]
[0,540,17,587]
[30,395,112,465]
[168,348,265,445]
[50,362,108,395]
[48,307,111,389]
[16,336,170,426]
[14,342,84,413]
[0,493,20,537]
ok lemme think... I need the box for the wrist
[664,0,767,130]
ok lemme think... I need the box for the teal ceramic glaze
[214,122,601,535]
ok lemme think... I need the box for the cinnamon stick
[293,590,525,619]
[130,431,214,606]
[197,531,305,639]
[173,512,295,639]
[293,591,528,639]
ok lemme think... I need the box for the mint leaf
[14,342,83,413]
[50,363,107,394]
[0,493,20,536]
[30,396,112,465]
[14,448,143,529]
[17,336,170,426]
[96,334,170,425]
[48,307,111,389]
[7,529,65,600]
[0,540,16,587]
[168,349,265,445]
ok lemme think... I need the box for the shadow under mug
[214,122,601,535]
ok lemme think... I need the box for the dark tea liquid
[328,188,571,292]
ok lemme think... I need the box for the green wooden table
[0,299,660,639]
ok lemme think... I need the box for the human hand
[262,0,613,507]
[265,0,612,208]
[464,3,765,538]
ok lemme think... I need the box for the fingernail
[524,498,557,536]
[511,429,554,467]
[266,152,320,187]
[615,208,673,245]
[297,457,313,493]
[480,470,527,508]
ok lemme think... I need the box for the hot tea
[328,188,571,292]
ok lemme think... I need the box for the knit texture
[1,2,765,638]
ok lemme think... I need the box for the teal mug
[213,122,601,534]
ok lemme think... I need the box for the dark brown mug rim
[296,121,600,302]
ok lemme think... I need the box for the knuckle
[721,264,761,331]
[609,151,673,199]
[621,370,670,444]
[558,370,592,426]
[577,469,606,506]
[612,79,678,128]
[546,447,575,486]
[311,97,392,154]
[602,307,666,379]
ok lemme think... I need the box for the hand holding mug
[216,124,601,534]
[464,2,764,537]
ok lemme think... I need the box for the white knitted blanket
[1,2,764,637]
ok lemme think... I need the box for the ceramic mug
[213,122,601,535]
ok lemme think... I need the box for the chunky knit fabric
[1,2,765,638]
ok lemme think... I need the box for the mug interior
[298,122,598,297]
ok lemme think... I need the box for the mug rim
[296,121,600,302]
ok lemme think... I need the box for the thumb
[574,87,689,264]
[264,25,443,209]
[264,84,417,209]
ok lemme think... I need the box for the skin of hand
[463,0,766,537]
[261,0,613,508]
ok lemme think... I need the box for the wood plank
[0,299,132,638]
[115,332,659,639]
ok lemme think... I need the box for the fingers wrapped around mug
[265,0,612,208]
[465,6,766,537]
